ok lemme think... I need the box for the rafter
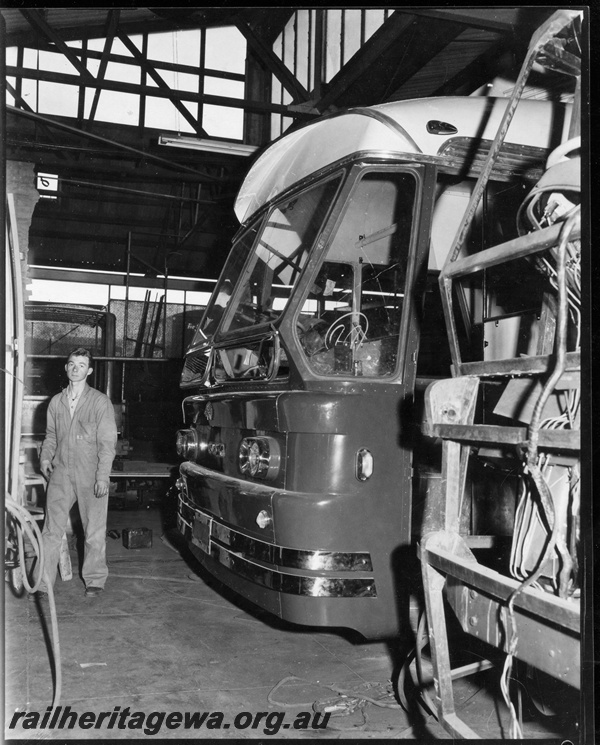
[408,7,548,33]
[86,9,121,127]
[380,18,467,102]
[116,30,208,137]
[19,9,96,85]
[235,19,310,104]
[6,65,312,119]
[312,11,417,112]
[430,39,518,97]
[7,35,246,82]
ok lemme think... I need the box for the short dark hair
[68,347,94,367]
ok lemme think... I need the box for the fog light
[356,448,374,481]
[238,437,280,480]
[256,510,272,529]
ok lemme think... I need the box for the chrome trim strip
[179,508,376,598]
[212,519,373,572]
[180,460,282,499]
[210,542,376,598]
[349,107,422,153]
[179,492,373,572]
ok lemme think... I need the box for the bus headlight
[238,437,280,480]
[356,448,374,481]
[176,428,203,460]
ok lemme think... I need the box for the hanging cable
[500,206,580,738]
[5,495,62,709]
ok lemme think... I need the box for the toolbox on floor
[122,527,153,549]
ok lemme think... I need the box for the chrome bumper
[177,486,377,599]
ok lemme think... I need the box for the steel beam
[27,265,216,293]
[6,66,311,118]
[86,10,121,126]
[235,19,310,103]
[116,30,208,137]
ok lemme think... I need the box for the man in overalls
[34,347,117,599]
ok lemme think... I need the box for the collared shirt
[68,390,82,418]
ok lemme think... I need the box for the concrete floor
[6,501,580,741]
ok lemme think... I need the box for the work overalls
[39,384,117,591]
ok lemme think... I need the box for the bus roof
[234,96,572,224]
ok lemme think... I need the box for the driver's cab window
[222,178,340,335]
[297,171,416,377]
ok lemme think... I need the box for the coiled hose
[5,495,62,708]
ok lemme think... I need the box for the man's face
[65,355,92,382]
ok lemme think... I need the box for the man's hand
[41,460,53,480]
[94,480,109,499]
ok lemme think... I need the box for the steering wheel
[324,312,369,350]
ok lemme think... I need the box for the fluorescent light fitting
[158,134,258,156]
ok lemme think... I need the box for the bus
[174,96,572,639]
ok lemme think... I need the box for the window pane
[204,76,244,99]
[202,104,243,139]
[147,69,197,92]
[38,82,79,117]
[38,49,80,75]
[104,61,140,84]
[87,37,137,56]
[196,226,260,343]
[144,96,196,133]
[147,29,200,68]
[222,178,341,335]
[204,26,246,73]
[6,77,16,105]
[86,89,139,126]
[299,171,417,377]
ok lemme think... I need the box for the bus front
[175,152,432,639]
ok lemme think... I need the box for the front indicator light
[256,510,272,529]
[238,437,281,480]
[356,448,374,481]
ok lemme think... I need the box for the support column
[6,160,40,300]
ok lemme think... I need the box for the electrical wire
[268,674,401,711]
[501,207,580,738]
[267,674,401,730]
[397,611,437,717]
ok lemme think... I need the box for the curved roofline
[348,107,422,153]
[235,96,572,224]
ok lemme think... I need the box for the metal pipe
[527,209,580,469]
[104,312,116,400]
[123,232,131,358]
[57,177,214,205]
[122,233,131,403]
[1,12,7,499]
[6,104,220,181]
[29,355,174,362]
